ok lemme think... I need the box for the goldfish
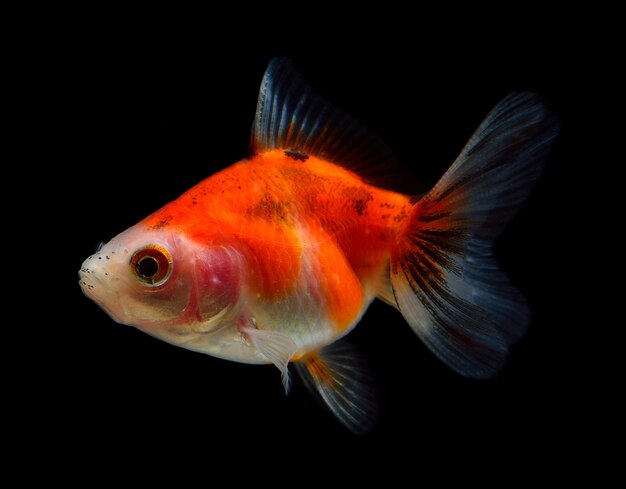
[79,58,558,434]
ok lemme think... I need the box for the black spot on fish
[248,194,290,222]
[354,199,367,216]
[393,207,409,223]
[340,186,373,217]
[150,216,173,230]
[284,150,309,162]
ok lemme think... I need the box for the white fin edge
[241,326,298,394]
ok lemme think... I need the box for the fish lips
[78,267,125,324]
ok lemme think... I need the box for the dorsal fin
[251,57,399,180]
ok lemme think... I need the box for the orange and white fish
[79,58,558,433]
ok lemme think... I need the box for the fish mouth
[78,270,96,296]
[78,269,122,323]
[79,252,110,303]
[78,263,104,297]
[79,270,105,307]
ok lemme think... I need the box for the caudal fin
[391,92,558,378]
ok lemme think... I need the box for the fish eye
[130,245,173,286]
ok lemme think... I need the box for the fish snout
[78,252,110,298]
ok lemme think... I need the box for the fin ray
[391,92,559,378]
[251,58,400,183]
[376,262,397,308]
[294,341,378,435]
[242,326,297,394]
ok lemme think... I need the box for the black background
[25,14,606,480]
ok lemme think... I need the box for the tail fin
[391,92,558,378]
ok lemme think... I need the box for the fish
[79,58,558,434]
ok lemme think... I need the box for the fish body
[83,151,407,364]
[79,58,558,433]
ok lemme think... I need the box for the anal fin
[294,341,379,435]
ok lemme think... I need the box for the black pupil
[137,256,159,278]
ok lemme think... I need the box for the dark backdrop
[29,18,600,480]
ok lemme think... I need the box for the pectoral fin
[241,326,297,394]
[294,341,379,435]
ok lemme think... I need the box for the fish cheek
[122,277,191,323]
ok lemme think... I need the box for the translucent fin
[294,341,379,435]
[391,92,559,378]
[242,327,297,394]
[251,57,399,181]
[376,262,397,308]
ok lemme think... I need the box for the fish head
[79,223,245,337]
